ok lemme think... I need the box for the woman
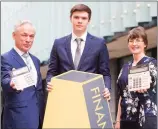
[115,26,157,129]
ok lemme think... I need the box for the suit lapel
[65,34,75,69]
[11,48,39,74]
[11,48,26,67]
[78,33,93,70]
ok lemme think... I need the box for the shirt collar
[14,46,29,56]
[72,31,87,42]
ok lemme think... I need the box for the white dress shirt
[14,46,37,86]
[71,31,87,62]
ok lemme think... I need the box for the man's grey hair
[14,20,36,33]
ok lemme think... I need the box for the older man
[1,20,45,129]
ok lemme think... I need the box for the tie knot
[75,38,83,45]
[22,53,29,59]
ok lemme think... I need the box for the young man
[1,20,45,129]
[46,4,111,99]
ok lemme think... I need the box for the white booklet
[11,66,35,90]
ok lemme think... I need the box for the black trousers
[120,121,140,129]
[140,116,157,129]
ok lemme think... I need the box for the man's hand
[47,82,53,92]
[10,80,24,91]
[102,88,111,101]
[10,80,16,90]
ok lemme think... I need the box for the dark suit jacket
[46,33,111,89]
[1,48,45,129]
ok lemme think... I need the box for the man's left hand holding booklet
[11,66,35,91]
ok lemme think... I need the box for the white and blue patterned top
[117,56,157,126]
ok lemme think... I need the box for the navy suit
[1,48,45,129]
[46,33,111,89]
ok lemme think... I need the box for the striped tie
[74,38,83,70]
[22,53,32,70]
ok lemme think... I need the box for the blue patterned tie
[22,53,32,70]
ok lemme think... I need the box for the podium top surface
[55,70,100,83]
